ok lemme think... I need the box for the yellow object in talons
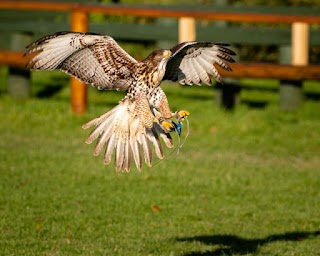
[176,110,190,121]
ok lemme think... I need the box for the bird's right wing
[25,31,138,90]
[164,41,236,85]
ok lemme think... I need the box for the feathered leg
[135,93,156,128]
[152,87,172,119]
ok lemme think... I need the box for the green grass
[1,70,320,255]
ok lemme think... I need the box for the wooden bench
[1,1,320,112]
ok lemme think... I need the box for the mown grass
[0,69,319,255]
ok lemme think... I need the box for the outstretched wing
[164,42,236,85]
[25,31,138,90]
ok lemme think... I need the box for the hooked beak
[164,50,172,59]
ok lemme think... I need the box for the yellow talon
[154,117,175,132]
[161,120,175,132]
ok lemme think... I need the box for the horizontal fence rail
[2,51,320,81]
[1,1,320,23]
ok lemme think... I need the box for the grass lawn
[0,69,319,255]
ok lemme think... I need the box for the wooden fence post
[279,22,308,110]
[8,33,31,98]
[178,17,196,43]
[292,22,309,65]
[70,10,88,114]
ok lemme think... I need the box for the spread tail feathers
[82,98,173,172]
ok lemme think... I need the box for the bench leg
[8,33,31,98]
[279,80,303,111]
[8,67,31,98]
[279,45,303,111]
[215,82,240,110]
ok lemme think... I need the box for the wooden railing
[1,1,320,113]
[3,51,320,81]
[2,1,320,23]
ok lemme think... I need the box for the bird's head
[143,49,172,65]
[141,49,172,86]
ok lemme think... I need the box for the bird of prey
[25,31,235,172]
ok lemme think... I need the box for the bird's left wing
[25,31,138,90]
[164,42,236,85]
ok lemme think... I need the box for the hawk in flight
[25,32,235,172]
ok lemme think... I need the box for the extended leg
[149,87,190,132]
[149,87,176,132]
[149,87,172,119]
[135,93,155,129]
[150,87,189,121]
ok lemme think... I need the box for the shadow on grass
[305,91,320,101]
[35,75,67,98]
[36,84,64,98]
[176,230,320,256]
[241,99,269,109]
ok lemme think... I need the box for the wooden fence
[1,1,320,113]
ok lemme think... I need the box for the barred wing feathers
[25,32,138,90]
[164,42,236,85]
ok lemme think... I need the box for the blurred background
[0,1,319,255]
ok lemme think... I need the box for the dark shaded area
[36,84,64,98]
[176,230,320,256]
[241,99,268,108]
[9,67,30,77]
[35,75,67,98]
[241,84,278,93]
[305,91,320,101]
[215,82,241,110]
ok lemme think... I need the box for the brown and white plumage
[164,41,234,85]
[25,31,235,172]
[26,31,137,90]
